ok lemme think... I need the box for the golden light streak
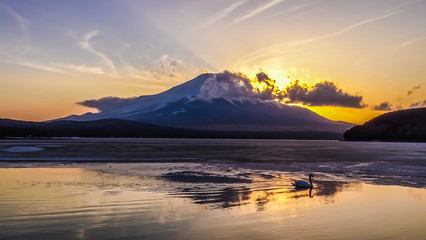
[305,106,382,125]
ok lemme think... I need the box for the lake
[0,139,425,239]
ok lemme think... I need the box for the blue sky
[1,0,425,122]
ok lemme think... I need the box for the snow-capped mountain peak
[62,71,353,133]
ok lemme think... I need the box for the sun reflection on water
[0,168,425,240]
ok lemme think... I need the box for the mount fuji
[61,71,352,134]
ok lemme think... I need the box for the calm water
[0,168,425,240]
[0,139,426,239]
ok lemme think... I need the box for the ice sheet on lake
[2,146,44,152]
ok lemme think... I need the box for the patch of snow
[3,146,45,152]
[172,108,187,115]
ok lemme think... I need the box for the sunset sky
[1,0,425,124]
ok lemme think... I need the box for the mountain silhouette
[62,72,352,133]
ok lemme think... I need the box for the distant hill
[343,108,426,142]
[0,118,180,138]
[60,72,352,133]
[0,118,343,139]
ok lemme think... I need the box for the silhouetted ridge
[0,118,342,139]
[343,108,426,141]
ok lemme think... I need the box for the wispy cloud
[407,84,422,96]
[2,59,110,75]
[79,30,116,73]
[55,63,105,74]
[233,0,284,24]
[287,10,401,47]
[371,101,395,111]
[5,6,29,35]
[259,0,331,21]
[398,36,426,49]
[236,10,402,66]
[262,1,315,20]
[202,0,247,27]
[2,60,69,74]
[410,99,426,108]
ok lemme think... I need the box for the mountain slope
[62,72,353,133]
[343,107,426,141]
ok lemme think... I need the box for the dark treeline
[344,107,426,142]
[0,118,341,140]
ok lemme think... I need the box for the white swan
[293,174,314,188]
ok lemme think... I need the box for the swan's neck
[309,175,312,186]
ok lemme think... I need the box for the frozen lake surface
[1,139,425,188]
